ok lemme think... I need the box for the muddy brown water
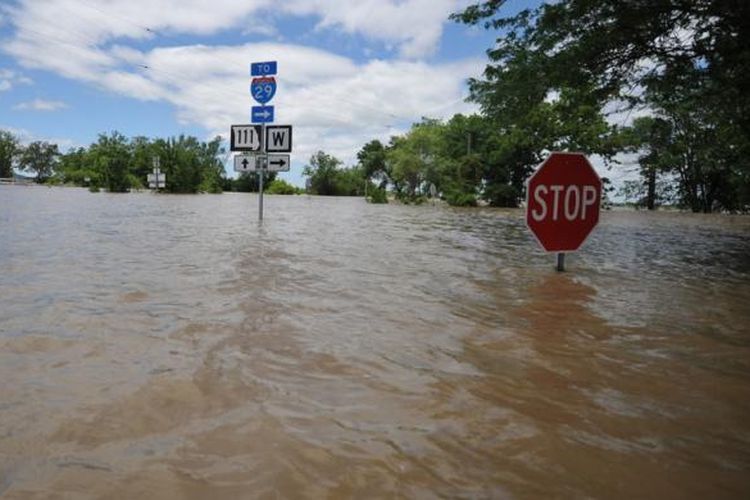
[1,185,750,498]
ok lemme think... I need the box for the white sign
[266,154,290,172]
[234,154,291,172]
[230,124,263,152]
[147,170,166,188]
[265,125,292,152]
[234,154,260,172]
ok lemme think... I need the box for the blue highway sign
[251,61,277,76]
[251,77,276,104]
[251,105,275,123]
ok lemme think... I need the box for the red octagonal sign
[526,152,602,252]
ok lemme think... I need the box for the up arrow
[242,158,249,168]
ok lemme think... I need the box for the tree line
[0,130,303,195]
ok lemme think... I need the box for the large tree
[453,0,749,115]
[18,141,60,183]
[0,130,20,178]
[89,132,131,192]
[621,116,675,210]
[303,151,344,196]
[357,140,390,189]
[453,0,750,211]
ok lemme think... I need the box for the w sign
[265,125,292,152]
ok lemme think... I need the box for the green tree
[266,178,301,195]
[18,141,60,183]
[387,119,446,201]
[304,151,343,195]
[197,136,226,194]
[152,135,226,194]
[453,0,750,211]
[452,1,748,121]
[56,147,99,186]
[357,140,390,189]
[130,136,155,181]
[335,165,367,196]
[234,171,277,192]
[0,130,20,178]
[90,132,132,192]
[647,65,746,212]
[621,117,675,209]
[152,136,200,193]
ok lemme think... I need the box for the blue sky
[0,1,547,187]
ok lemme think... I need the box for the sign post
[250,62,277,221]
[147,157,166,190]
[230,60,293,221]
[525,152,602,271]
[258,153,264,220]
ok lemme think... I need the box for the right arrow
[270,158,286,167]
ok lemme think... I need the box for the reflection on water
[1,186,750,498]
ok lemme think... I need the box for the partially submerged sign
[147,165,165,189]
[526,152,602,269]
[232,59,293,220]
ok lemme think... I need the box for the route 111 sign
[230,124,262,152]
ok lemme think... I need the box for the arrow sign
[234,154,261,172]
[251,61,277,76]
[266,154,290,172]
[251,106,274,123]
[251,77,276,104]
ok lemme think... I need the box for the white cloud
[0,124,75,150]
[2,0,482,181]
[0,68,33,92]
[137,44,482,166]
[281,0,463,58]
[4,0,463,66]
[13,99,69,111]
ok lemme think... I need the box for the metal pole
[259,123,265,221]
[259,169,264,220]
[556,252,565,272]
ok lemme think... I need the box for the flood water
[1,185,750,498]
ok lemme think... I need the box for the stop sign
[526,152,602,252]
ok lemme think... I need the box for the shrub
[367,186,388,204]
[445,191,477,207]
[266,179,301,195]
